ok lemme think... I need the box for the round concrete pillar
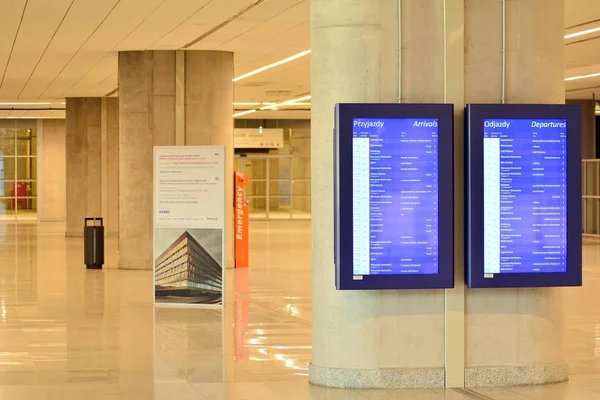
[309,0,447,389]
[118,50,233,270]
[464,0,567,387]
[311,0,567,389]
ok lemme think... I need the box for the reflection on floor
[0,210,37,221]
[0,221,598,399]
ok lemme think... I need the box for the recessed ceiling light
[565,26,600,40]
[233,50,311,83]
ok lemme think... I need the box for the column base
[308,364,445,389]
[465,362,568,387]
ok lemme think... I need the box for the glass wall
[0,120,38,220]
[233,120,311,220]
[234,154,310,220]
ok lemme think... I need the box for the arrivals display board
[334,103,454,290]
[466,104,582,288]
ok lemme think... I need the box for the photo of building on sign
[154,228,223,305]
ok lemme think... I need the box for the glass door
[0,121,38,221]
[235,154,310,221]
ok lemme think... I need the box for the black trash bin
[84,218,104,269]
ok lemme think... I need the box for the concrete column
[37,119,66,223]
[102,98,120,237]
[118,50,233,270]
[310,0,447,389]
[65,98,101,237]
[65,98,119,237]
[312,0,568,389]
[185,51,234,268]
[464,0,568,387]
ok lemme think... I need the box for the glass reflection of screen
[351,118,439,276]
[483,118,567,274]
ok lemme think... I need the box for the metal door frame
[235,154,295,221]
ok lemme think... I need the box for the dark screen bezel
[465,104,582,288]
[334,103,455,290]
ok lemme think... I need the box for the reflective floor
[0,221,598,399]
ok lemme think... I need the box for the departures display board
[466,104,582,288]
[334,103,454,290]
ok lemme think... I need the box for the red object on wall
[13,182,27,209]
[234,172,249,268]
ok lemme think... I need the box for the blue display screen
[352,118,439,275]
[483,118,567,274]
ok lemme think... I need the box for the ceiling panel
[2,0,600,118]
[235,59,309,102]
[63,52,117,97]
[233,23,309,76]
[565,38,600,69]
[0,0,27,95]
[153,0,258,48]
[117,0,213,50]
[41,0,166,98]
[18,0,121,100]
[87,72,118,98]
[566,0,600,28]
[0,0,73,99]
[219,1,308,54]
[187,0,305,50]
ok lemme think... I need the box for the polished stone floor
[0,220,598,399]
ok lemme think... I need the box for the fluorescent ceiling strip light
[233,95,311,117]
[233,109,257,118]
[233,50,311,82]
[259,95,312,111]
[233,102,276,106]
[565,26,600,39]
[565,72,600,81]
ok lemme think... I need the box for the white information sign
[153,146,225,307]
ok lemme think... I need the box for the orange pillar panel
[234,172,249,268]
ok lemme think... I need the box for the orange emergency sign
[234,172,249,268]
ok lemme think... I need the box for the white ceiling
[0,0,597,120]
[0,0,310,119]
[565,0,600,100]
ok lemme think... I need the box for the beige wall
[38,119,66,222]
